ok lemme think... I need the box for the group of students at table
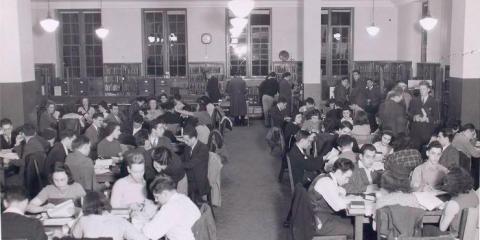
[286,127,479,239]
[2,150,202,240]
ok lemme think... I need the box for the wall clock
[201,33,212,44]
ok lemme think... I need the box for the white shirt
[62,142,69,155]
[358,160,373,183]
[142,193,200,240]
[4,206,25,216]
[133,126,142,136]
[110,176,146,208]
[313,173,348,212]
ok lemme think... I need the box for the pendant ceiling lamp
[95,0,109,39]
[230,18,248,30]
[419,0,437,31]
[228,0,255,18]
[366,0,380,36]
[40,0,59,33]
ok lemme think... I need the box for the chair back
[286,155,295,194]
[458,151,471,172]
[192,203,217,240]
[458,207,479,240]
[376,205,425,240]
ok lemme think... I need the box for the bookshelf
[188,62,225,96]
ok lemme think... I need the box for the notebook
[413,192,444,211]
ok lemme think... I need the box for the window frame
[58,9,103,79]
[226,8,272,78]
[141,9,188,77]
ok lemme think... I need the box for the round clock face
[201,33,212,44]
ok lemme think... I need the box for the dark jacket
[408,95,440,146]
[270,105,288,129]
[183,141,210,196]
[226,77,247,117]
[0,132,15,149]
[378,99,407,136]
[290,183,316,240]
[278,78,292,101]
[439,144,460,168]
[259,77,279,97]
[288,145,324,186]
[334,85,349,107]
[376,205,425,240]
[1,212,47,240]
[343,162,382,194]
[65,151,100,192]
[38,111,57,133]
[206,77,222,103]
[192,204,217,240]
[16,136,48,198]
[45,142,68,176]
[161,153,186,183]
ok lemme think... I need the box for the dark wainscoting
[448,77,480,127]
[0,80,41,125]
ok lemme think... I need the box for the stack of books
[348,200,366,214]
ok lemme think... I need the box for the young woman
[97,101,110,119]
[38,101,59,133]
[77,97,96,124]
[373,130,394,159]
[97,122,123,161]
[145,97,163,122]
[27,164,86,213]
[72,191,147,240]
[302,109,321,133]
[351,110,372,145]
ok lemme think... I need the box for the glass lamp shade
[95,27,109,39]
[147,35,156,43]
[230,18,248,30]
[366,24,380,36]
[228,0,254,18]
[40,17,59,33]
[233,45,247,57]
[419,16,438,31]
[230,27,243,38]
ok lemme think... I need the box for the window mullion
[79,12,87,79]
[247,16,252,77]
[163,11,169,76]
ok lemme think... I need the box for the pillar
[0,0,39,125]
[448,0,480,127]
[302,0,323,106]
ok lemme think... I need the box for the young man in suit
[288,130,324,186]
[84,113,104,158]
[343,144,382,194]
[437,128,460,168]
[334,77,350,108]
[270,96,290,129]
[181,126,210,203]
[409,81,440,149]
[1,186,47,240]
[378,87,407,136]
[0,118,16,149]
[45,130,76,176]
[364,79,382,131]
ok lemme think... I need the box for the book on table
[349,200,366,209]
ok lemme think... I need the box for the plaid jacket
[384,149,423,172]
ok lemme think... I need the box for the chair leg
[278,155,287,182]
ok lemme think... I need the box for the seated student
[27,163,86,213]
[97,122,123,160]
[334,121,360,153]
[452,123,480,159]
[158,101,182,124]
[149,119,175,152]
[110,151,147,209]
[437,167,479,235]
[0,118,16,149]
[299,97,317,116]
[176,96,214,127]
[151,147,187,195]
[302,109,321,133]
[1,186,47,240]
[142,176,201,240]
[185,117,210,145]
[84,112,104,148]
[128,97,147,120]
[38,101,59,133]
[65,135,105,191]
[132,113,147,136]
[97,101,110,119]
[411,141,448,192]
[437,128,460,168]
[72,191,147,240]
[329,135,357,168]
[340,108,353,125]
[173,93,186,111]
[46,130,76,176]
[373,130,394,158]
[384,133,422,172]
[270,96,290,129]
[343,144,382,194]
[308,158,355,239]
[181,126,210,203]
[288,130,324,186]
[77,97,96,124]
[145,97,164,122]
[325,99,342,123]
[105,103,124,125]
[134,130,156,182]
[351,110,371,145]
[283,113,303,147]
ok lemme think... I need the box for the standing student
[1,186,48,240]
[206,75,222,103]
[409,81,440,149]
[334,77,350,108]
[226,75,248,126]
[308,158,355,239]
[278,72,293,115]
[364,79,382,131]
[378,87,407,136]
[259,72,279,127]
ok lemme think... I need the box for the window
[227,9,271,77]
[60,10,103,78]
[143,10,187,77]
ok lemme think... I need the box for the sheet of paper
[95,159,113,168]
[47,200,75,218]
[413,192,444,211]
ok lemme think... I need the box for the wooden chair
[458,207,479,240]
[285,155,295,194]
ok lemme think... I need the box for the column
[0,0,38,125]
[449,0,480,127]
[302,0,323,105]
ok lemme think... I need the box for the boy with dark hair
[411,141,448,192]
[437,128,460,168]
[343,144,382,194]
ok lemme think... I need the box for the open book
[413,192,444,211]
[95,159,113,169]
[46,199,76,218]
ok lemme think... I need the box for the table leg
[354,215,363,240]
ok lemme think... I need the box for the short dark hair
[460,123,476,132]
[72,135,90,150]
[82,191,112,215]
[323,118,339,133]
[104,122,120,137]
[277,96,287,104]
[389,87,403,98]
[341,77,349,82]
[3,186,28,203]
[332,158,355,173]
[136,97,147,103]
[110,103,119,109]
[337,135,354,148]
[50,162,75,185]
[132,113,144,124]
[173,93,182,101]
[268,72,277,78]
[150,118,167,131]
[426,141,442,151]
[295,130,311,143]
[353,110,369,125]
[0,118,12,126]
[183,126,198,138]
[151,146,173,166]
[59,129,75,140]
[418,80,431,88]
[306,109,321,120]
[438,128,455,143]
[339,121,353,131]
[149,175,176,194]
[305,97,315,105]
[438,167,474,196]
[352,70,360,75]
[124,150,145,167]
[22,123,37,137]
[382,130,394,140]
[161,101,175,110]
[381,167,412,193]
[134,129,149,147]
[92,113,103,120]
[282,72,291,78]
[360,144,376,154]
[98,101,108,111]
[391,133,413,151]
